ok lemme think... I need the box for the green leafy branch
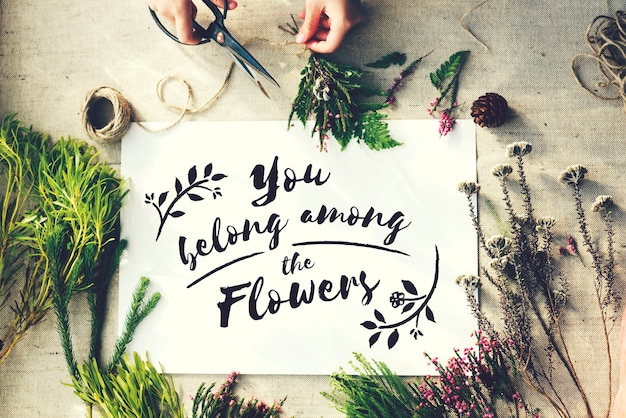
[427,51,470,136]
[72,352,183,418]
[429,50,469,103]
[288,54,401,152]
[0,114,50,366]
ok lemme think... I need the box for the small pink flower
[439,110,455,136]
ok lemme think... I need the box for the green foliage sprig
[323,353,418,417]
[365,52,407,69]
[288,54,401,152]
[72,352,183,418]
[22,137,130,377]
[325,334,538,418]
[427,51,470,136]
[0,114,50,365]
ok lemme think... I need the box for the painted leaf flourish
[188,165,198,184]
[426,306,436,323]
[374,309,386,323]
[369,332,381,348]
[402,280,418,295]
[146,162,228,241]
[388,329,400,349]
[361,321,377,330]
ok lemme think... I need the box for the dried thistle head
[457,181,480,196]
[455,274,481,291]
[506,141,532,157]
[535,216,556,232]
[492,163,513,178]
[490,256,511,271]
[559,165,587,186]
[486,235,513,258]
[592,195,613,212]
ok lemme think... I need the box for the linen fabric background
[1,0,626,416]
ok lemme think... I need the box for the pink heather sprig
[412,331,539,417]
[385,53,430,106]
[191,371,285,417]
[428,51,469,136]
[438,106,456,136]
[558,235,585,265]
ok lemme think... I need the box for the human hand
[145,0,238,45]
[612,307,626,417]
[296,0,362,54]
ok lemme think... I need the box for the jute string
[80,63,234,143]
[571,11,626,112]
[80,36,297,143]
[460,0,490,51]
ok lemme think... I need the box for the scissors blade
[226,50,271,98]
[206,23,279,89]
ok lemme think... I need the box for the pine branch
[107,277,161,373]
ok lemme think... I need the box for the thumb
[296,5,323,44]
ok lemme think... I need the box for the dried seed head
[486,235,512,257]
[455,274,481,291]
[592,195,613,212]
[492,163,513,178]
[490,256,511,271]
[536,216,556,231]
[506,141,532,157]
[559,165,588,186]
[457,181,480,196]
[506,141,533,157]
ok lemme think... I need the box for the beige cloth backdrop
[1,0,626,416]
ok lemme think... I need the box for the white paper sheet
[120,120,477,375]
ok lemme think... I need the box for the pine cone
[471,93,508,128]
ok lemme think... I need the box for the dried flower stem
[568,181,613,418]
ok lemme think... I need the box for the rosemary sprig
[0,114,50,366]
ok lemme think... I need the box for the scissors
[149,0,279,97]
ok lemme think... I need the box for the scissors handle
[149,0,227,45]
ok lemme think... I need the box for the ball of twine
[572,11,626,112]
[81,86,132,143]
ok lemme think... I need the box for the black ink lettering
[359,271,380,305]
[251,156,331,207]
[289,281,315,308]
[250,156,279,207]
[218,282,251,327]
[319,279,338,301]
[178,214,287,270]
[281,251,315,275]
[300,205,412,245]
[249,277,268,320]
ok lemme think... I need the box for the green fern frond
[429,50,470,89]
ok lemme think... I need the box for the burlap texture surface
[1,0,626,416]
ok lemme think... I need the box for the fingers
[296,1,362,54]
[148,0,239,45]
[296,3,324,44]
[175,2,200,44]
[211,0,238,10]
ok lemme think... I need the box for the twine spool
[572,11,626,112]
[81,86,132,143]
